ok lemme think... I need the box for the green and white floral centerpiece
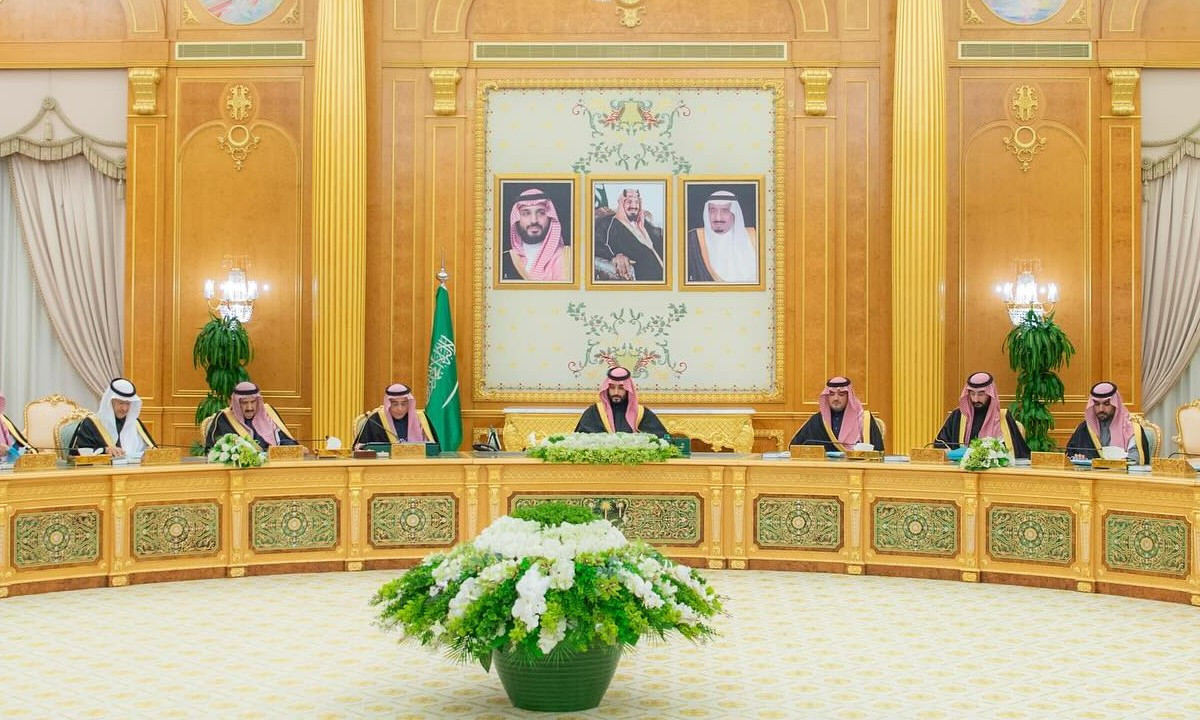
[958,437,1013,471]
[372,502,722,712]
[207,432,266,468]
[527,431,681,465]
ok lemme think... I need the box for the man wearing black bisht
[70,378,157,457]
[574,366,668,438]
[934,372,1030,459]
[789,376,885,453]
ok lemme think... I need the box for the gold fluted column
[890,0,947,453]
[312,0,366,441]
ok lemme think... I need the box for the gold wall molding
[282,2,301,24]
[891,0,947,453]
[429,68,461,116]
[963,0,983,25]
[613,0,648,28]
[216,85,261,171]
[312,0,368,441]
[181,2,199,25]
[1067,1,1087,25]
[128,68,161,116]
[1106,68,1139,117]
[1002,125,1047,172]
[799,68,832,116]
[1011,84,1038,122]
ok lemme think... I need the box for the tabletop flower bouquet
[526,431,681,465]
[206,432,266,468]
[371,502,722,711]
[958,436,1013,471]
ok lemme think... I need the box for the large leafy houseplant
[372,502,722,711]
[192,314,252,425]
[1002,310,1075,452]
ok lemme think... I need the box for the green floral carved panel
[510,495,701,545]
[987,505,1073,565]
[1104,512,1188,577]
[755,496,842,550]
[370,495,457,548]
[132,503,220,559]
[251,498,338,552]
[13,508,101,568]
[872,500,959,557]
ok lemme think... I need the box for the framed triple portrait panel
[492,174,764,292]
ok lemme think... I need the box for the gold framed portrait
[585,175,672,290]
[493,175,579,289]
[679,176,766,291]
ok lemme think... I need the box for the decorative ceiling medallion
[201,0,284,25]
[218,84,260,171]
[981,0,1069,25]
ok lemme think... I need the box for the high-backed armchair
[1130,412,1162,459]
[54,409,93,460]
[1175,400,1200,456]
[23,394,85,453]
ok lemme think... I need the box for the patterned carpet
[2,569,1199,719]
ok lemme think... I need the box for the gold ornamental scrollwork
[799,68,833,117]
[613,0,647,28]
[281,2,300,24]
[1067,1,1087,24]
[429,68,462,116]
[128,68,161,116]
[1003,85,1047,172]
[963,0,983,25]
[1106,68,1139,117]
[217,84,261,171]
[181,2,199,25]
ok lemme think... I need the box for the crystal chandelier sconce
[204,256,265,323]
[996,259,1057,326]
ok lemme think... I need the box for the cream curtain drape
[1142,154,1200,413]
[9,154,124,398]
[0,158,97,414]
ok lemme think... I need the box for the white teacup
[1099,445,1128,461]
[853,442,875,451]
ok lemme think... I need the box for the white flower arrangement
[207,432,267,468]
[958,436,1013,471]
[373,502,722,668]
[527,431,681,465]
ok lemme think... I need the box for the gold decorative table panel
[2,457,1199,606]
[501,408,756,453]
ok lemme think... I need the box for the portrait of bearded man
[590,181,667,285]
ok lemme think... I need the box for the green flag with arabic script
[425,283,462,451]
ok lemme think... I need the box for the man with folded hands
[789,376,884,453]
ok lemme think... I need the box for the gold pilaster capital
[799,68,833,116]
[429,68,462,116]
[128,68,161,116]
[1106,68,1139,117]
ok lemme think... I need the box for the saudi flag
[426,283,463,451]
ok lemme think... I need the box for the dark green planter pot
[493,644,622,712]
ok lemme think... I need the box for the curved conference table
[2,453,1198,606]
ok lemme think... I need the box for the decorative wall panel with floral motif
[476,81,784,402]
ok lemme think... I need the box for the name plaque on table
[909,448,947,464]
[72,454,112,467]
[142,448,183,466]
[846,450,883,462]
[389,443,425,459]
[14,453,57,472]
[1151,457,1196,478]
[1031,451,1069,470]
[789,444,825,460]
[267,445,304,461]
[1091,459,1128,472]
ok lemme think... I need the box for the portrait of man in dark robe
[589,180,668,286]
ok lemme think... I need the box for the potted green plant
[192,314,252,425]
[372,502,722,712]
[1002,310,1076,452]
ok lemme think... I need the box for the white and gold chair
[1130,412,1162,459]
[23,394,85,454]
[1174,399,1200,456]
[53,408,94,461]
